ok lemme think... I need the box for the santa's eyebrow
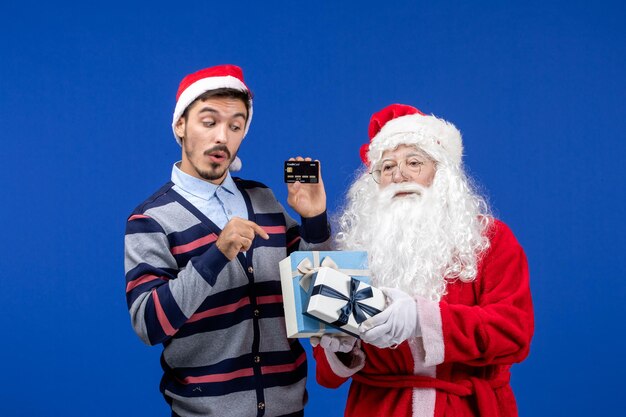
[382,152,424,162]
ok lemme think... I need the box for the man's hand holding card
[285,157,326,218]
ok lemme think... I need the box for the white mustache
[379,183,427,202]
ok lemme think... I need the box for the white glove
[358,287,420,349]
[310,334,358,353]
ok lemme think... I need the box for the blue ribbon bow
[311,277,382,326]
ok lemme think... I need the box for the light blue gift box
[279,251,370,338]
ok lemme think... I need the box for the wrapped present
[305,267,385,337]
[279,251,370,338]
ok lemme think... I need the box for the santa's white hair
[335,144,492,301]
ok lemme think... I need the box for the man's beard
[197,163,228,181]
[336,168,490,301]
[188,145,234,181]
[364,182,449,300]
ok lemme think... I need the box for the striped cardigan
[125,178,331,417]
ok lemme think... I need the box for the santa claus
[312,104,534,417]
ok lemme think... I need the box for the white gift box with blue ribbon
[279,251,370,338]
[305,267,386,337]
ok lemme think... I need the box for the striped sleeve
[281,207,331,254]
[124,213,230,345]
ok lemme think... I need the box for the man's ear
[174,117,185,140]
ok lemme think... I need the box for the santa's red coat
[313,220,534,417]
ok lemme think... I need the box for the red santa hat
[172,64,253,172]
[360,104,463,167]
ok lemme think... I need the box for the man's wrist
[192,245,231,286]
[300,211,330,243]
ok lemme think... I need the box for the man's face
[175,96,247,184]
[375,144,436,190]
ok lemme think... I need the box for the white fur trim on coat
[415,296,445,367]
[408,338,437,417]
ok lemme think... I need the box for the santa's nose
[391,168,410,182]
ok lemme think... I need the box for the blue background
[1,1,624,415]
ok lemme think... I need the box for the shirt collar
[171,162,237,201]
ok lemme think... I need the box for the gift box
[305,267,386,337]
[279,251,370,338]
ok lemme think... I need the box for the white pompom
[229,156,242,172]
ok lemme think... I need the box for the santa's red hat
[172,64,253,171]
[360,104,463,167]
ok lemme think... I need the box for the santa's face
[337,145,489,301]
[373,144,437,190]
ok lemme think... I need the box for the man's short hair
[181,87,251,121]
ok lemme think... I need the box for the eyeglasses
[370,156,426,184]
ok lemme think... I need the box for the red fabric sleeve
[441,220,534,366]
[312,345,350,389]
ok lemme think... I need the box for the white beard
[335,166,491,301]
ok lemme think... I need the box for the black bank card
[284,161,319,183]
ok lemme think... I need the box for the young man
[125,65,331,417]
[312,104,534,416]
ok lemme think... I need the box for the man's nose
[391,166,409,182]
[214,124,229,144]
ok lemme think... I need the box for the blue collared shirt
[171,163,248,230]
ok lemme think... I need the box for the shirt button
[248,266,254,273]
[227,209,232,215]
[254,309,260,317]
[254,355,261,363]
[258,402,265,410]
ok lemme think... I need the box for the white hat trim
[171,75,253,145]
[368,114,463,166]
